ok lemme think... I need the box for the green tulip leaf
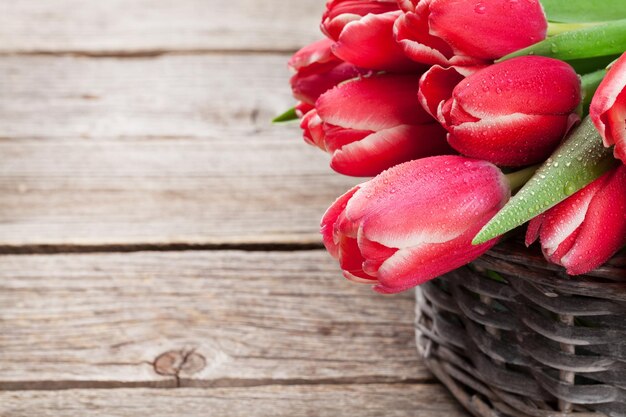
[272,107,298,123]
[541,0,626,23]
[472,117,618,245]
[498,19,626,62]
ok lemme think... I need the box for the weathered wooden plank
[0,385,467,417]
[0,54,299,139]
[0,54,358,247]
[0,0,325,54]
[0,251,428,389]
[0,136,357,248]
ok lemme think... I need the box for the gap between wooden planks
[0,54,360,251]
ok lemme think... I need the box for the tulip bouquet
[277,0,626,294]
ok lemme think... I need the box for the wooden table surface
[0,1,467,415]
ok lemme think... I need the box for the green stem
[505,164,540,191]
[499,19,626,62]
[547,21,605,36]
[581,69,607,114]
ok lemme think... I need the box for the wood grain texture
[0,385,467,417]
[0,0,325,54]
[0,54,302,139]
[0,135,358,248]
[0,1,464,415]
[0,54,358,248]
[0,136,357,248]
[0,250,429,389]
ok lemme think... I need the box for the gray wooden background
[0,1,467,415]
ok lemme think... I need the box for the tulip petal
[295,102,314,117]
[321,185,361,258]
[590,53,626,160]
[316,74,431,131]
[428,0,547,60]
[602,90,626,143]
[397,0,417,12]
[605,90,626,163]
[288,39,369,105]
[393,7,455,66]
[332,11,424,72]
[345,156,509,248]
[357,227,399,276]
[300,110,326,151]
[419,65,482,121]
[343,270,378,283]
[452,56,581,119]
[419,65,464,120]
[374,224,499,293]
[545,227,581,266]
[322,0,400,40]
[337,235,374,280]
[323,13,363,40]
[525,214,544,247]
[322,124,373,154]
[590,56,626,146]
[288,38,336,72]
[448,113,572,166]
[291,62,366,105]
[560,167,626,275]
[537,176,606,256]
[329,124,451,177]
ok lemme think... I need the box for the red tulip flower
[321,155,510,293]
[289,38,367,112]
[321,0,422,72]
[526,166,626,275]
[394,0,547,67]
[301,74,452,176]
[590,52,626,163]
[424,56,581,166]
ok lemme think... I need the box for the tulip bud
[433,56,581,166]
[590,52,626,163]
[289,39,367,108]
[301,73,452,176]
[526,165,626,275]
[394,0,547,66]
[321,155,510,293]
[321,0,423,72]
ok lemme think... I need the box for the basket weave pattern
[416,239,626,417]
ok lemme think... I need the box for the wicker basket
[415,238,626,417]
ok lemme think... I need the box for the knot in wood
[153,350,206,376]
